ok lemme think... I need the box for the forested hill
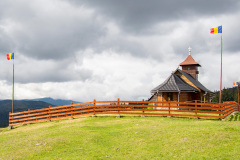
[212,86,239,103]
[0,100,52,128]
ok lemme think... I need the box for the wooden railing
[9,99,240,126]
[223,101,239,118]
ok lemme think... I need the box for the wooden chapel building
[149,47,212,104]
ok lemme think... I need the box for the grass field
[1,115,240,160]
[226,112,240,121]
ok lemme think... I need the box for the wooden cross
[188,46,192,55]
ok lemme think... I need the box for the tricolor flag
[210,26,222,34]
[6,53,14,60]
[233,82,239,86]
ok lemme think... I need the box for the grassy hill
[1,116,240,159]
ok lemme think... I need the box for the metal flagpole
[219,34,222,104]
[210,25,223,104]
[238,84,239,112]
[238,83,239,105]
[12,59,14,113]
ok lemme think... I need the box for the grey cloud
[1,0,240,101]
[0,1,107,60]
[96,37,148,58]
[15,65,93,84]
[78,0,240,33]
[66,0,240,60]
[1,56,92,84]
[17,22,105,60]
[224,33,240,53]
[172,37,209,56]
[0,28,15,53]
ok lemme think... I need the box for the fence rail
[9,99,240,126]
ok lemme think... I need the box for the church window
[167,93,173,101]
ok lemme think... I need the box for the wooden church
[149,47,212,104]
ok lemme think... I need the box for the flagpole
[219,34,222,104]
[238,84,239,105]
[12,59,14,113]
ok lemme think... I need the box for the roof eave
[151,90,198,93]
[180,64,201,67]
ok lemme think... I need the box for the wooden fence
[9,99,240,126]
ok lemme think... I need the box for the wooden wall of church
[155,91,211,106]
[182,65,198,79]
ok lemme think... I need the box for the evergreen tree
[212,86,239,104]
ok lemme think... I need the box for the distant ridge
[0,98,81,128]
[28,97,81,106]
[0,100,52,128]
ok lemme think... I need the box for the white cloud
[1,49,182,101]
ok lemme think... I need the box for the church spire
[179,47,200,66]
[179,47,201,80]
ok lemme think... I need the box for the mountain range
[0,98,80,128]
[27,97,80,106]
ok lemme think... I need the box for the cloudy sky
[1,0,240,102]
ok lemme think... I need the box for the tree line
[212,86,239,104]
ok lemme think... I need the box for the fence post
[28,109,30,123]
[116,98,121,118]
[142,99,145,117]
[168,100,171,117]
[24,111,26,123]
[8,112,14,129]
[57,108,59,119]
[9,112,12,127]
[222,102,226,119]
[220,103,223,120]
[71,102,74,118]
[117,98,120,114]
[49,105,51,121]
[36,110,38,122]
[194,100,198,119]
[65,106,67,117]
[93,99,96,116]
[80,105,83,115]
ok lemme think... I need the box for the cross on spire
[188,46,192,55]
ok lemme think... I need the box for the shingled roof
[176,69,212,93]
[179,55,201,66]
[151,71,199,93]
[151,69,212,94]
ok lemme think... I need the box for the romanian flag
[210,26,222,34]
[233,82,239,86]
[6,53,14,60]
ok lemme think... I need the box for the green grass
[1,116,240,160]
[226,112,240,121]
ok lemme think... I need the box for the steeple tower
[179,47,201,80]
